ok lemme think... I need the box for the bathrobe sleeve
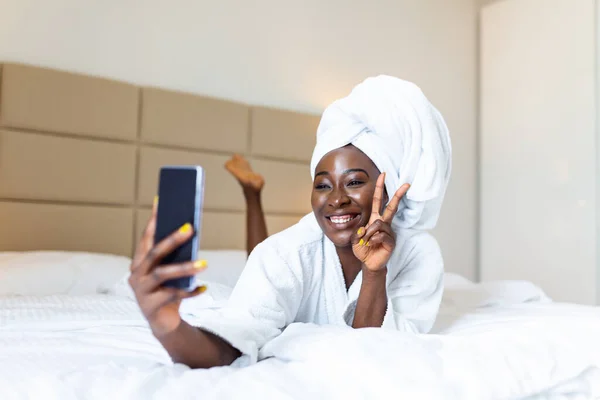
[380,232,444,333]
[186,240,304,366]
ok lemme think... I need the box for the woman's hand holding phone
[129,197,208,338]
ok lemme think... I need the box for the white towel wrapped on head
[310,75,452,230]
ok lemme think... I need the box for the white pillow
[112,271,235,311]
[195,249,247,288]
[111,249,247,301]
[443,272,474,288]
[0,251,131,296]
[442,279,552,310]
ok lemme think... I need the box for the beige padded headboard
[0,63,320,256]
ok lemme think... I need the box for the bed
[0,250,599,399]
[1,63,599,399]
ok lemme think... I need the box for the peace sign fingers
[370,173,410,224]
[381,183,410,223]
[354,173,410,272]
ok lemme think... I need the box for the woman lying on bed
[128,76,452,368]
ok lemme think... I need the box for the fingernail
[366,241,370,247]
[153,195,158,207]
[195,285,207,294]
[178,223,192,234]
[357,227,365,236]
[359,239,364,246]
[193,260,207,270]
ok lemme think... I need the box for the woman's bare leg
[225,155,268,255]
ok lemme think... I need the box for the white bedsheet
[1,293,599,400]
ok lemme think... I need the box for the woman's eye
[315,183,330,190]
[348,180,363,187]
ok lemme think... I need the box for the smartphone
[154,165,205,291]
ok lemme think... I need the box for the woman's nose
[328,187,350,208]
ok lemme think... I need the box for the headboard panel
[137,147,244,211]
[0,62,317,256]
[0,201,134,256]
[0,63,138,140]
[0,129,136,204]
[140,87,249,153]
[250,107,319,162]
[252,159,312,215]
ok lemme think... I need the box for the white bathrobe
[190,75,450,366]
[190,213,444,366]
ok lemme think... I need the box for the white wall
[0,0,478,279]
[480,0,597,304]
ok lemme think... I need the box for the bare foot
[225,154,265,192]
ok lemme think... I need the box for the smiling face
[311,145,388,247]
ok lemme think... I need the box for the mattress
[1,293,599,400]
[1,251,598,399]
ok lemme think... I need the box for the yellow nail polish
[366,241,370,247]
[357,227,365,236]
[359,239,364,246]
[196,285,207,294]
[178,223,192,234]
[153,195,158,207]
[193,260,207,269]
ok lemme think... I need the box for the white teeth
[330,215,354,224]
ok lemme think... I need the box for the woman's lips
[325,214,361,230]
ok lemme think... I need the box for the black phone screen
[154,167,202,278]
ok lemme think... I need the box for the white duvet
[1,291,599,400]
